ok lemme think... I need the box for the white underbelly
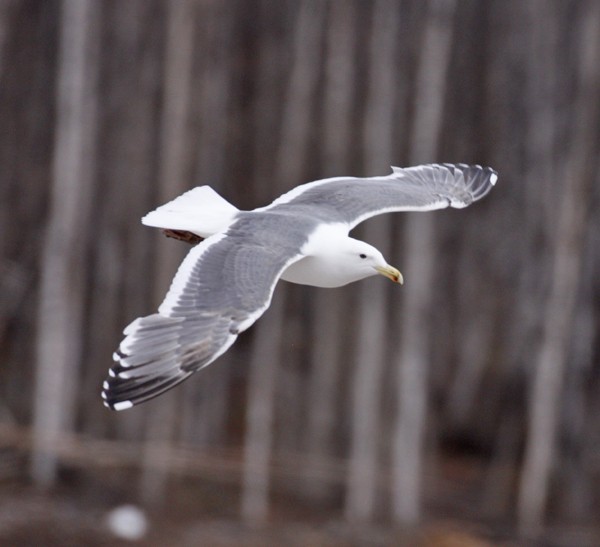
[280,256,364,288]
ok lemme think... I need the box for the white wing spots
[113,401,133,411]
[490,172,498,185]
[118,339,136,357]
[158,232,228,316]
[449,200,468,209]
[123,318,144,336]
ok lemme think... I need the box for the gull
[102,163,497,410]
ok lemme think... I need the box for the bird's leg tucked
[162,229,204,245]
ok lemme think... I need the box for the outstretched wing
[263,163,497,229]
[102,215,308,410]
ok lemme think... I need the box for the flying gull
[103,163,497,410]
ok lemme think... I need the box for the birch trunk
[303,0,356,501]
[30,0,99,487]
[392,0,456,524]
[503,0,559,402]
[345,0,399,522]
[517,2,600,530]
[560,252,596,518]
[240,295,284,522]
[193,0,232,189]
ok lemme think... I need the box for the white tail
[142,186,239,238]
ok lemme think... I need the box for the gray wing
[265,163,497,229]
[102,217,307,410]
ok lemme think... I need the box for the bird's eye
[359,253,367,259]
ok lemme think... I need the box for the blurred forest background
[1,0,600,545]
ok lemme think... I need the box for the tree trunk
[240,294,284,522]
[193,0,233,189]
[517,1,600,530]
[30,0,99,487]
[302,0,357,502]
[392,0,456,525]
[345,0,399,522]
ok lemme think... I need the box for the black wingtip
[102,313,190,410]
[102,360,193,410]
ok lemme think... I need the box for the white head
[281,227,404,288]
[337,237,403,286]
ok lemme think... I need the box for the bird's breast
[280,256,369,288]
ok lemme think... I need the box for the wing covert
[265,163,497,229]
[103,220,307,410]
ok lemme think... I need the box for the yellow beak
[374,265,404,284]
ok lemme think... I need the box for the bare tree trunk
[483,408,522,517]
[444,275,494,425]
[247,1,288,196]
[30,0,99,487]
[0,1,17,78]
[517,2,600,530]
[193,0,232,189]
[302,290,344,500]
[559,243,597,519]
[273,0,325,187]
[240,0,325,522]
[392,0,456,525]
[345,0,399,522]
[321,0,357,173]
[140,0,195,504]
[502,0,559,404]
[302,0,357,502]
[240,294,284,522]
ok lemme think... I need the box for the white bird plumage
[102,163,497,410]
